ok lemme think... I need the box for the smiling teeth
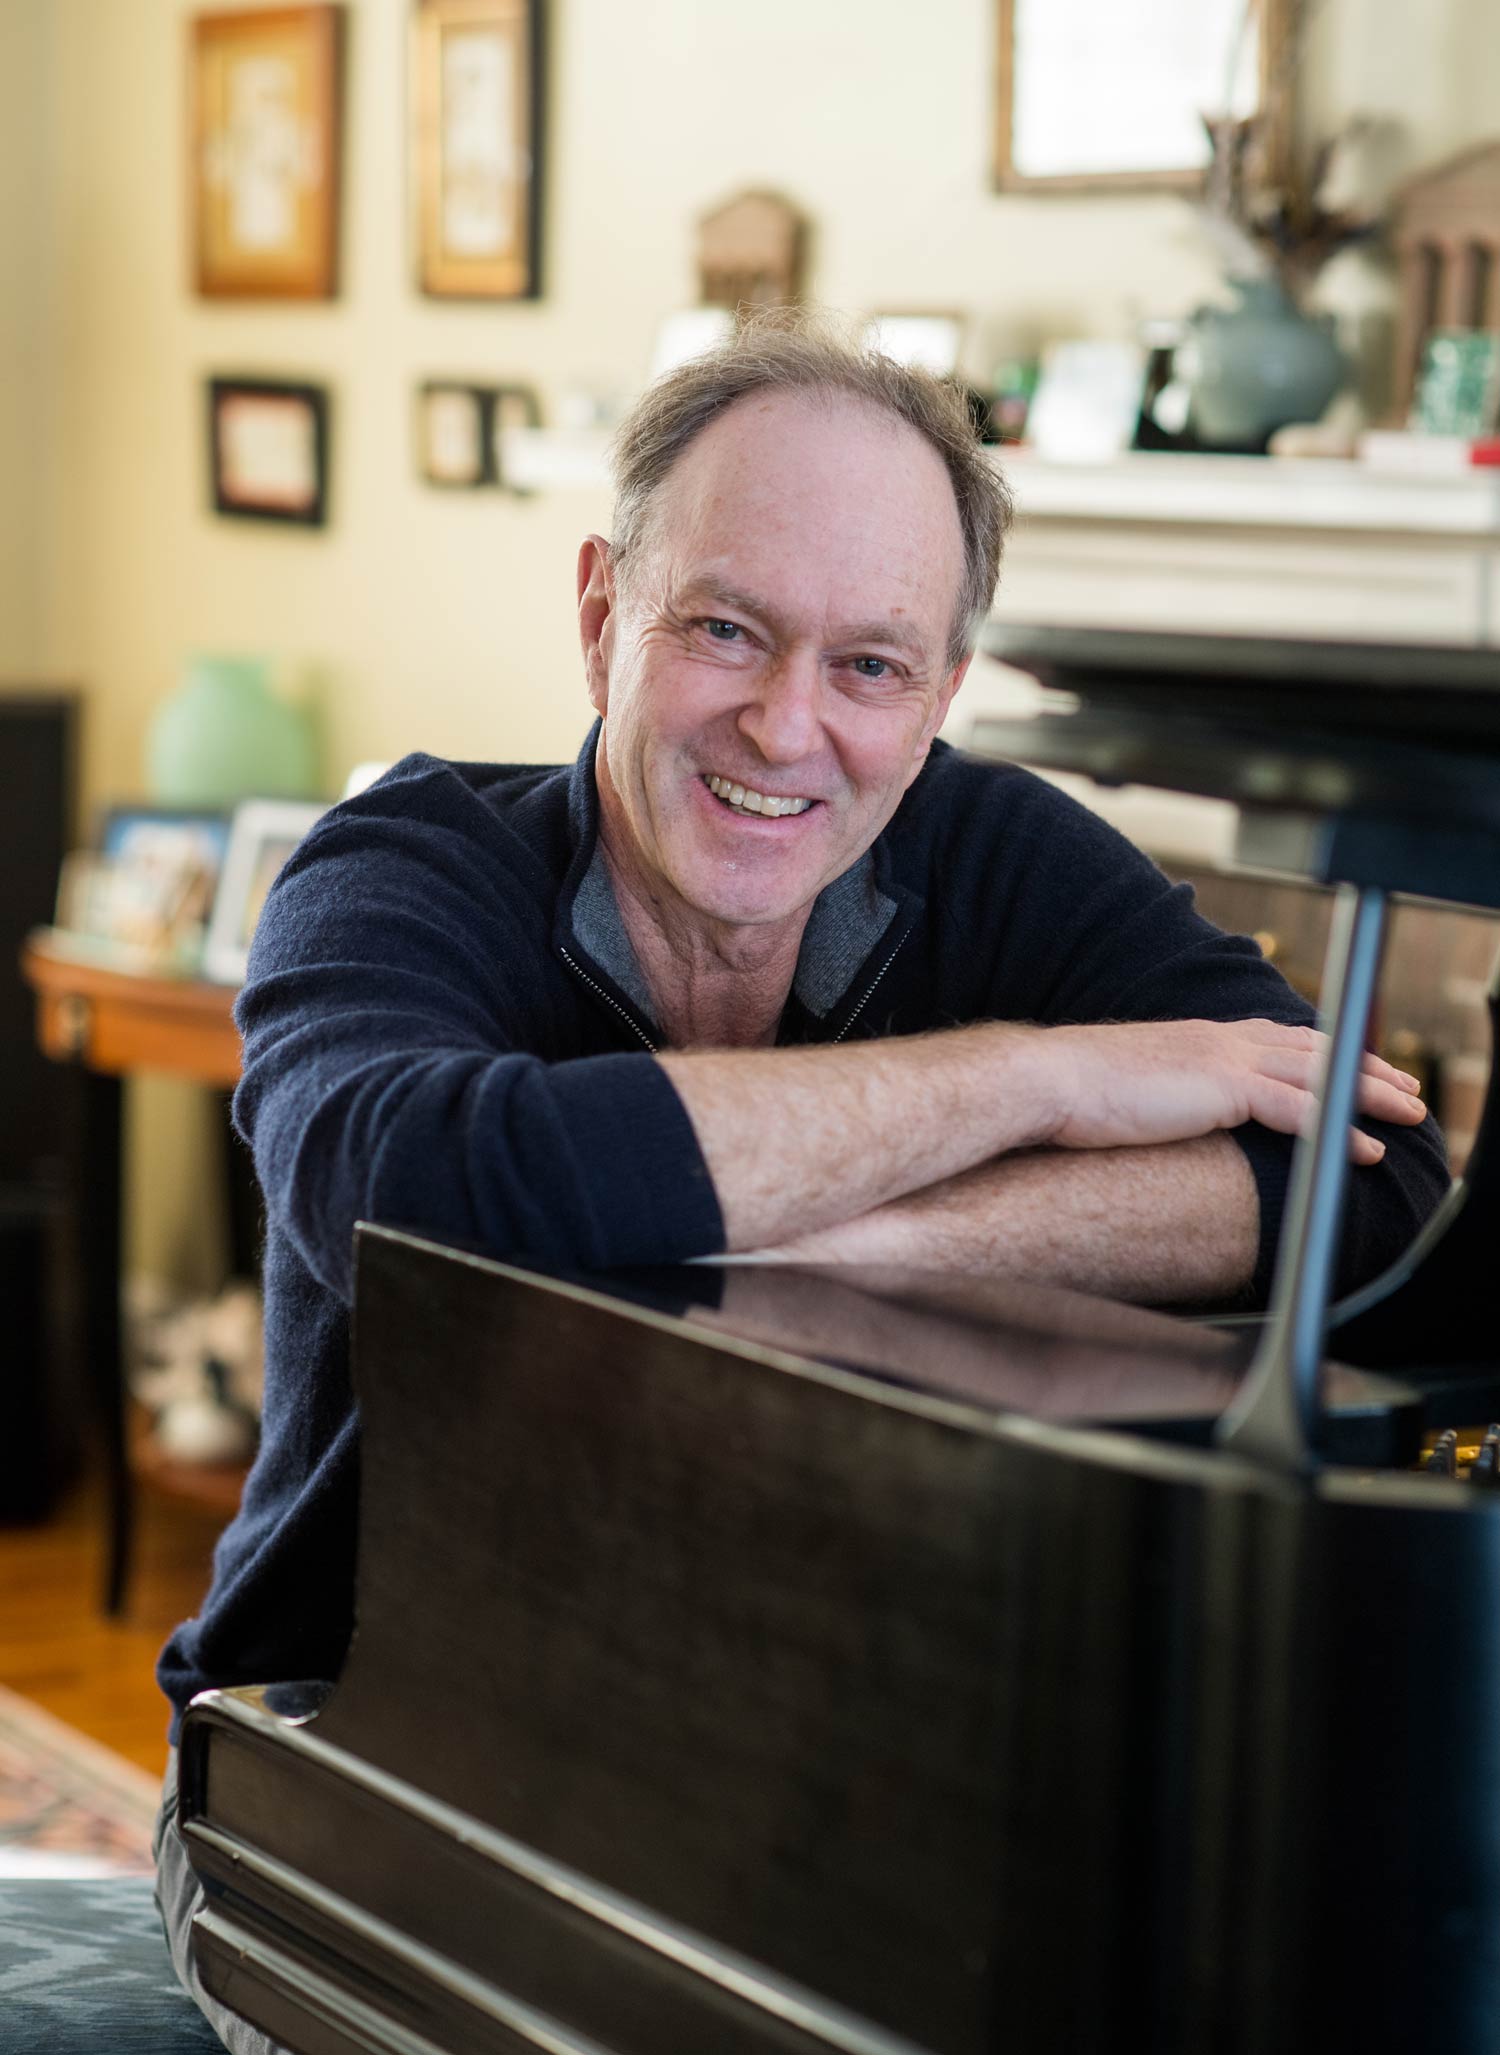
[705,775,813,817]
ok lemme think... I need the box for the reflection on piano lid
[580,1259,1421,1465]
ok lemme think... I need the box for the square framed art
[412,0,543,299]
[190,5,344,298]
[208,377,330,525]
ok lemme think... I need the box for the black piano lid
[530,1257,1420,1466]
[974,624,1500,850]
[982,624,1500,741]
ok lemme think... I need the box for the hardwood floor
[0,1469,229,1775]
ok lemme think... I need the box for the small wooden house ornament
[697,191,807,313]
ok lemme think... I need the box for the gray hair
[607,310,1012,668]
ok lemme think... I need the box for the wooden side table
[21,933,243,1614]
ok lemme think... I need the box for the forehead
[641,391,966,638]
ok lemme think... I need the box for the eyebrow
[676,577,930,657]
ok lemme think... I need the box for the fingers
[1356,1075,1427,1125]
[1361,1048,1422,1093]
[1240,1020,1424,1094]
[1242,1068,1419,1164]
[1249,1033,1427,1127]
[1349,1128,1387,1166]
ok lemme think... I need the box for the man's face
[580,391,971,938]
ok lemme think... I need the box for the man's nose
[738,651,823,763]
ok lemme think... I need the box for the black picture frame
[416,379,542,492]
[416,381,497,489]
[208,376,330,526]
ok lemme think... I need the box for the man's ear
[577,535,616,716]
[902,652,973,792]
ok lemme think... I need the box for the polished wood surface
[181,1235,1500,2054]
[0,1468,227,1773]
[21,934,241,1086]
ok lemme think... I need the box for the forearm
[658,1025,1058,1253]
[660,1016,1425,1263]
[741,1132,1262,1304]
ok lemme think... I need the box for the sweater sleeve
[232,767,725,1305]
[952,765,1451,1301]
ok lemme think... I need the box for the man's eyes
[696,620,897,680]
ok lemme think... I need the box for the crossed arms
[660,1018,1430,1303]
[235,755,1449,1313]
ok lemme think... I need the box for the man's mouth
[703,774,814,818]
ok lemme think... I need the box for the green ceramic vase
[146,657,318,807]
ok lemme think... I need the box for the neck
[598,828,807,1050]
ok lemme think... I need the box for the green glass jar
[146,656,318,807]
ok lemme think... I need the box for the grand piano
[178,629,1500,2055]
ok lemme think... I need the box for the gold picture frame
[993,0,1290,193]
[190,5,344,298]
[412,0,542,300]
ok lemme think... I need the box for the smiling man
[154,318,1445,2055]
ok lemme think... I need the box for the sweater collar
[560,722,913,1034]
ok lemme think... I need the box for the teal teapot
[1177,277,1346,452]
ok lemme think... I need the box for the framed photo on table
[208,377,330,525]
[412,0,543,299]
[53,807,231,976]
[190,5,344,298]
[204,798,327,985]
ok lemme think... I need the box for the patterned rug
[0,1685,161,1879]
[0,1878,221,2051]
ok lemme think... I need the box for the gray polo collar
[572,838,900,1028]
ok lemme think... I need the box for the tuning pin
[1470,1431,1500,1488]
[1426,1429,1459,1477]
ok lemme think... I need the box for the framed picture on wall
[208,377,330,525]
[993,0,1289,191]
[190,5,344,298]
[416,381,496,487]
[412,0,544,299]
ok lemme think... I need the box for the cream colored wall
[17,0,1500,1286]
[37,0,1239,824]
[1300,0,1500,180]
[0,0,53,678]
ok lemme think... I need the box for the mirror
[994,0,1288,191]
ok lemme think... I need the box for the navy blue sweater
[157,729,1448,1732]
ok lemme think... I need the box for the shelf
[128,1400,251,1520]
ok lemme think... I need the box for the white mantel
[986,448,1500,652]
[996,449,1500,538]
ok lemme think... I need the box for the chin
[684,876,813,929]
